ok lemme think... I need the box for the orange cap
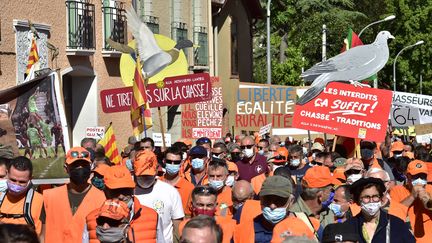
[98,199,130,221]
[344,158,364,172]
[65,147,92,165]
[407,160,428,175]
[178,138,192,146]
[93,163,110,176]
[104,165,135,189]
[273,147,289,163]
[227,161,238,172]
[133,150,158,176]
[303,166,337,188]
[333,167,346,185]
[390,141,404,152]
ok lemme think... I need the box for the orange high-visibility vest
[43,185,106,243]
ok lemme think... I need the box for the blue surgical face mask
[322,191,335,209]
[0,180,7,192]
[329,203,345,218]
[191,158,205,170]
[165,163,181,175]
[258,150,265,156]
[290,159,301,167]
[412,178,427,186]
[209,179,224,190]
[125,159,133,172]
[262,206,287,224]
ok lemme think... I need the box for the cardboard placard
[415,124,432,136]
[182,77,223,139]
[85,127,105,139]
[390,106,420,127]
[392,91,432,125]
[152,133,171,147]
[292,82,393,142]
[259,123,272,136]
[235,84,297,131]
[100,73,212,113]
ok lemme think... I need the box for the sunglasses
[345,169,362,175]
[96,216,124,228]
[273,155,286,160]
[193,186,217,196]
[212,152,223,156]
[69,150,90,159]
[165,159,182,165]
[257,146,265,150]
[240,145,255,149]
[311,161,322,166]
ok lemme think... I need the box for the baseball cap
[322,222,359,243]
[259,175,293,198]
[391,141,404,152]
[314,137,325,145]
[403,151,414,159]
[65,147,92,165]
[133,150,158,176]
[196,137,211,145]
[104,165,135,189]
[227,161,238,172]
[303,166,338,188]
[333,167,346,185]
[97,199,130,221]
[333,157,347,168]
[407,160,428,175]
[273,147,289,163]
[311,142,324,152]
[344,158,364,171]
[178,138,192,147]
[92,163,110,176]
[189,146,208,157]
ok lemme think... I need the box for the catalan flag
[130,55,152,137]
[98,123,122,164]
[26,36,39,75]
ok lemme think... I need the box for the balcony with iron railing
[141,15,159,34]
[102,0,127,57]
[65,0,96,55]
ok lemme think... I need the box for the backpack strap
[0,191,6,208]
[23,187,35,226]
[293,212,319,241]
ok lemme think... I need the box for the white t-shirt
[135,180,185,243]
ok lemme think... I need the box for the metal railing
[194,26,208,66]
[102,1,127,51]
[65,0,95,49]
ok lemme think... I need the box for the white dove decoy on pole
[297,31,395,105]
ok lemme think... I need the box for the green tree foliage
[254,0,431,95]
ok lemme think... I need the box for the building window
[141,15,159,34]
[65,0,95,49]
[172,22,188,59]
[136,0,159,34]
[102,0,127,51]
[231,17,238,76]
[194,26,208,66]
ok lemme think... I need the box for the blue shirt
[253,215,274,243]
[232,204,244,224]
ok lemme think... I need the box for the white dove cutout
[297,31,395,105]
[125,7,172,79]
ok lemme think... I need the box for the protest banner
[292,82,393,142]
[391,91,432,126]
[235,83,297,131]
[0,72,70,181]
[415,123,432,135]
[259,123,272,136]
[152,132,171,147]
[416,133,432,144]
[100,73,212,113]
[181,77,224,139]
[85,127,105,139]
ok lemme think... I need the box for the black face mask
[70,167,91,185]
[231,154,242,162]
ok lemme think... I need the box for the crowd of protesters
[0,130,431,243]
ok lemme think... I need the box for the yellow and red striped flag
[26,36,39,75]
[98,123,122,164]
[130,55,152,137]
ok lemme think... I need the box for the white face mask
[290,159,301,167]
[412,178,427,186]
[347,174,362,185]
[225,175,235,187]
[361,202,381,216]
[243,148,254,158]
